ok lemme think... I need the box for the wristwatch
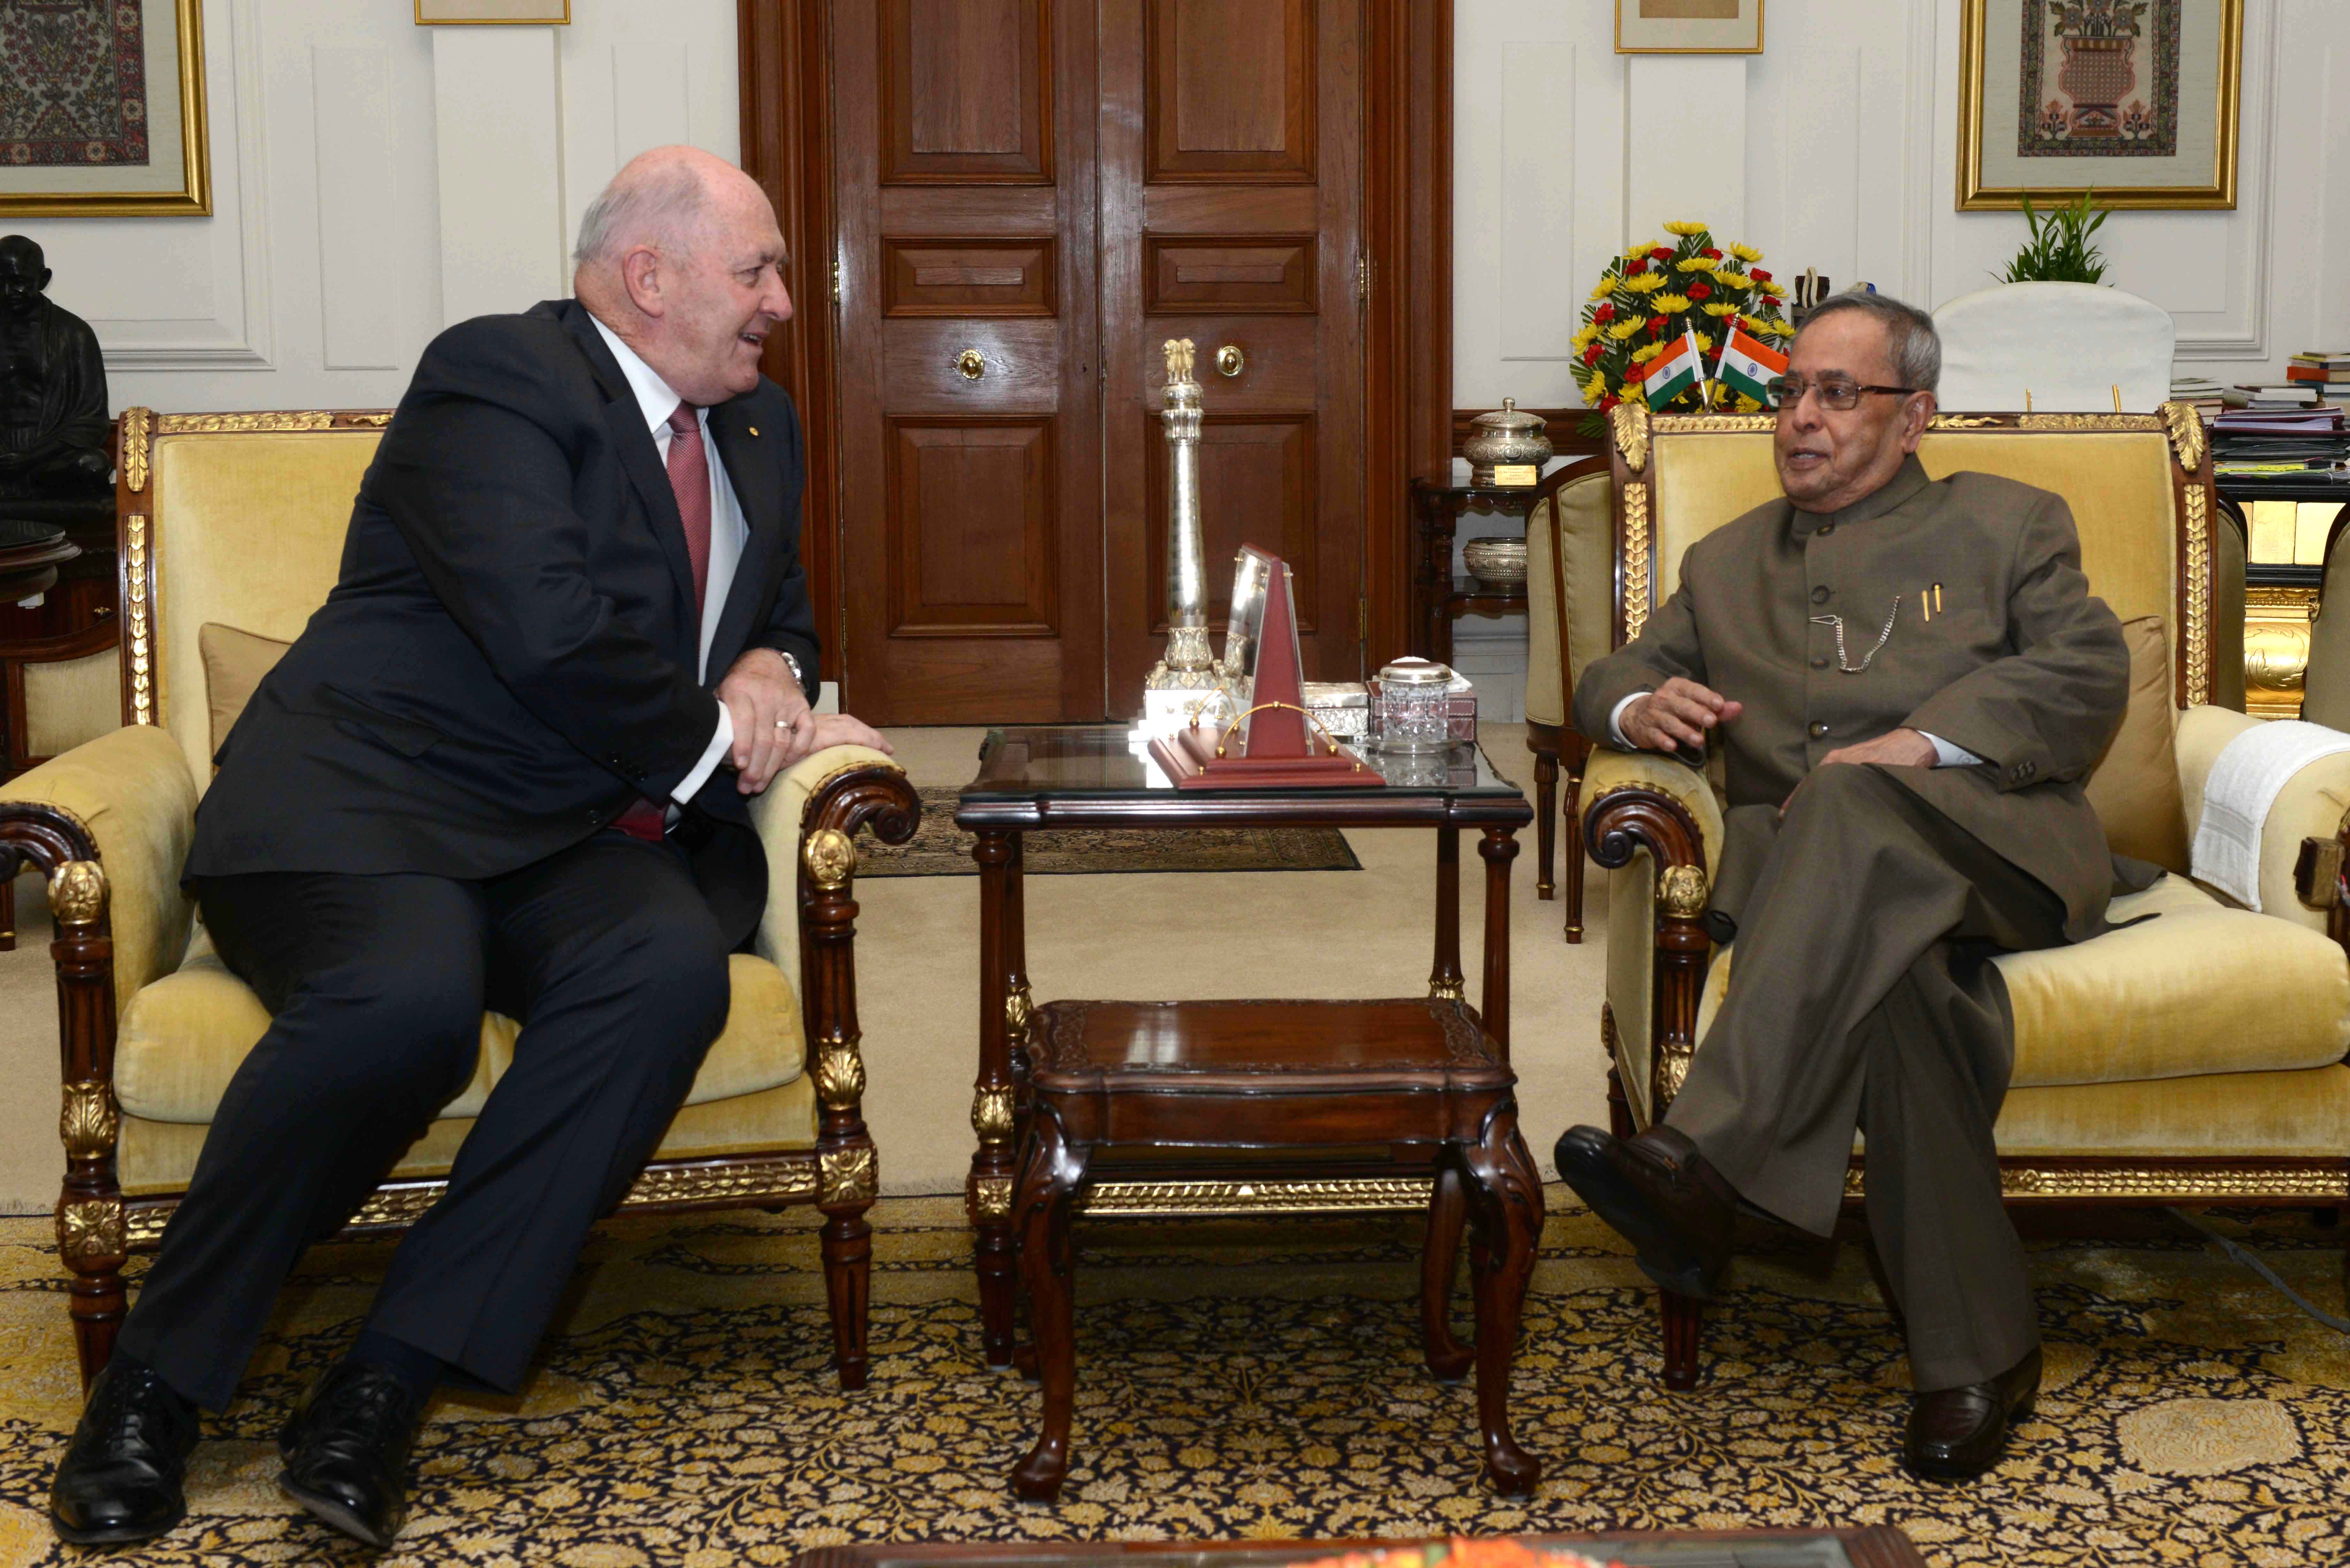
[779,650,805,688]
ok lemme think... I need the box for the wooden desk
[955,727,1537,1497]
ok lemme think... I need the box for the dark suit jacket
[187,298,820,947]
[1571,456,2134,942]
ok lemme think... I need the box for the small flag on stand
[1711,323,1790,406]
[1640,329,1705,409]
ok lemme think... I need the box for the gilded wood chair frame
[6,409,921,1393]
[1581,401,2350,1388]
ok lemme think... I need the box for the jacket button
[1808,722,1829,738]
[1810,585,1831,604]
[1810,657,1829,670]
[1816,523,1835,537]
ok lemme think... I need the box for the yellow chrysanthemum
[1754,277,1788,298]
[1728,242,1763,263]
[1676,257,1715,274]
[1711,271,1752,292]
[1738,314,1769,335]
[1694,332,1715,352]
[1735,394,1764,413]
[1653,293,1691,313]
[1703,302,1738,317]
[1622,273,1667,294]
[1572,328,1599,351]
[1608,319,1643,341]
[1624,240,1661,261]
[1590,278,1618,301]
[1631,342,1665,365]
[1769,319,1795,337]
[1662,220,1708,237]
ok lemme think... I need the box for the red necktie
[611,403,714,844]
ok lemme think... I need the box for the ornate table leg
[1011,1110,1088,1502]
[1460,1106,1544,1496]
[1479,825,1519,1060]
[968,829,1020,1369]
[1429,828,1464,1001]
[1418,1163,1472,1381]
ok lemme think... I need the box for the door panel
[837,0,1102,722]
[1104,0,1363,710]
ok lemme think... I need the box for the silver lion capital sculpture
[1141,336,1226,729]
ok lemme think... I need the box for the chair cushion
[116,948,806,1124]
[1693,876,2350,1090]
[197,622,291,763]
[1993,1064,2350,1159]
[1526,470,1615,728]
[2083,615,2190,872]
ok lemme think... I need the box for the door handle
[1215,344,1245,378]
[955,348,987,380]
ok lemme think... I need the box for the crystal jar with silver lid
[1371,658,1454,753]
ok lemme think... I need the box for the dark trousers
[116,834,732,1411]
[1664,764,2068,1393]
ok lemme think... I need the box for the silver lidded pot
[1463,398,1553,486]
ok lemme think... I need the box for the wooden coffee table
[795,1527,1931,1568]
[957,726,1538,1499]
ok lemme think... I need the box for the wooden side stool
[1009,997,1545,1501]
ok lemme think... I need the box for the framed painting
[0,0,208,217]
[414,1,571,20]
[1615,0,1763,55]
[1959,0,2242,210]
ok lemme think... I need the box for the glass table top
[960,725,1523,801]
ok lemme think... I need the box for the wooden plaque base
[1148,723,1384,789]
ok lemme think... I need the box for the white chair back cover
[1933,281,2174,413]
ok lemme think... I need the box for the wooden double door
[832,0,1367,724]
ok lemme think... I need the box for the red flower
[1688,282,1712,300]
[1649,315,1669,335]
[1751,268,1772,282]
[1625,258,1647,275]
[1650,247,1674,261]
[1701,247,1722,261]
[1594,303,1615,323]
[1599,395,1621,412]
[1581,344,1603,366]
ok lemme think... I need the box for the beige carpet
[0,725,1609,1213]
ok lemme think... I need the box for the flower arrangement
[1571,219,1793,433]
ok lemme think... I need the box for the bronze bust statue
[0,235,113,520]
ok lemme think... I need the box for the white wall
[10,0,742,415]
[1449,0,2350,715]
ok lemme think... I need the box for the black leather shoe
[1904,1347,2042,1480]
[1553,1124,1738,1300]
[277,1362,423,1548]
[48,1359,202,1546]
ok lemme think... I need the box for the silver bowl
[1461,535,1528,590]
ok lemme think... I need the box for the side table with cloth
[1583,402,2350,1390]
[0,409,919,1392]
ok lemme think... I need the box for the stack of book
[2287,350,2350,403]
[2170,374,2228,418]
[2233,381,2327,410]
[2211,406,2350,485]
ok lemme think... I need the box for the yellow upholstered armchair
[1522,454,1614,941]
[1582,402,2350,1389]
[0,410,918,1393]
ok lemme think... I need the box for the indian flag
[1712,323,1789,404]
[1640,329,1704,408]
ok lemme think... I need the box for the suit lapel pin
[747,426,759,437]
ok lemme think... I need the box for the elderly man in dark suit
[49,147,888,1549]
[1557,293,2136,1479]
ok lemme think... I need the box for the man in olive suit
[1555,292,2137,1478]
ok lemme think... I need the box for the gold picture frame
[0,0,209,217]
[1615,0,1763,56]
[414,0,571,20]
[1958,0,2241,211]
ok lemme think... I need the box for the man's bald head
[572,147,793,406]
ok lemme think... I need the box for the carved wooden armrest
[1581,754,1714,1125]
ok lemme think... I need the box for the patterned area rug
[859,788,1362,877]
[1,1198,2346,1566]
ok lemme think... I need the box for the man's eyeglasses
[1765,375,1918,412]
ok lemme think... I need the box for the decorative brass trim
[48,861,105,928]
[60,1082,118,1160]
[2245,583,2316,717]
[1004,984,1035,1052]
[120,407,151,493]
[1079,1176,1437,1217]
[1649,413,1775,435]
[2016,413,2164,433]
[155,411,336,434]
[349,413,394,426]
[126,515,153,724]
[57,1199,125,1262]
[1656,864,1708,920]
[970,1174,1015,1219]
[1622,481,1653,643]
[1428,978,1466,1001]
[1609,402,1650,474]
[1846,1161,2348,1201]
[2183,484,2212,707]
[1654,1038,1693,1114]
[814,1043,867,1111]
[803,827,856,891]
[2161,402,2206,473]
[818,1144,878,1205]
[971,1085,1017,1140]
[1928,414,2002,430]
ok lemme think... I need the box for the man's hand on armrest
[1617,677,1744,756]
[717,648,816,794]
[1819,728,1940,770]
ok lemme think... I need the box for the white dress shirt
[590,314,748,804]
